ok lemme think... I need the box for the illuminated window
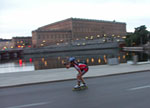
[82,43,86,45]
[85,37,88,39]
[98,58,101,64]
[44,61,48,66]
[123,55,126,59]
[86,58,89,63]
[91,58,94,63]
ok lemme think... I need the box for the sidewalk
[0,63,150,88]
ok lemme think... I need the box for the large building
[32,18,126,47]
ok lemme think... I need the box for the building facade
[0,39,13,50]
[32,18,126,47]
[12,37,32,48]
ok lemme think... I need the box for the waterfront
[0,49,149,73]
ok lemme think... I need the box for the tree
[125,25,149,47]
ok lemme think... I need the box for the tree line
[125,25,150,47]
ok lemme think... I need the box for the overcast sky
[0,0,150,39]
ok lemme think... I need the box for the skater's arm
[64,62,71,69]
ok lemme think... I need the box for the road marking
[129,85,150,91]
[7,102,49,108]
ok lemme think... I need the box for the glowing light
[42,58,45,62]
[91,58,94,63]
[122,36,126,39]
[86,58,89,63]
[58,57,61,60]
[18,45,21,48]
[82,43,86,45]
[123,55,126,59]
[90,36,94,39]
[44,61,48,66]
[62,60,65,64]
[43,40,46,42]
[85,37,88,39]
[77,59,80,62]
[19,59,23,66]
[29,58,32,63]
[98,58,101,64]
[118,56,120,60]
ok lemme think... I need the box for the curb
[0,69,150,89]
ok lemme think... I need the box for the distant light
[123,55,126,59]
[19,59,23,66]
[122,36,126,39]
[44,61,48,66]
[117,39,120,42]
[43,40,46,42]
[85,37,88,39]
[98,58,101,63]
[29,58,32,63]
[86,58,89,63]
[91,58,94,63]
[18,45,21,48]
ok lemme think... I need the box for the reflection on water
[0,49,150,73]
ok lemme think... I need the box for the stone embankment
[123,47,144,51]
[24,42,119,55]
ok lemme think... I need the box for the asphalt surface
[0,71,150,108]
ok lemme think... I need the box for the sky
[0,0,150,39]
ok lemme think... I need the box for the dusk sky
[0,0,150,39]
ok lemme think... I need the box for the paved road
[0,71,150,108]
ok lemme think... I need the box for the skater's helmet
[69,57,75,62]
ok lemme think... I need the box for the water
[0,49,149,73]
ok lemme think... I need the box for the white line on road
[7,102,50,108]
[129,85,150,91]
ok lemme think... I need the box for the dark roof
[0,39,11,42]
[37,17,126,30]
[12,36,32,39]
[71,18,126,24]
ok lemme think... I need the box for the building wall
[38,18,73,31]
[12,37,32,48]
[32,18,126,47]
[0,40,13,50]
[32,31,72,48]
[72,18,126,40]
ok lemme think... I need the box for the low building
[32,18,126,47]
[0,39,13,50]
[12,37,32,48]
